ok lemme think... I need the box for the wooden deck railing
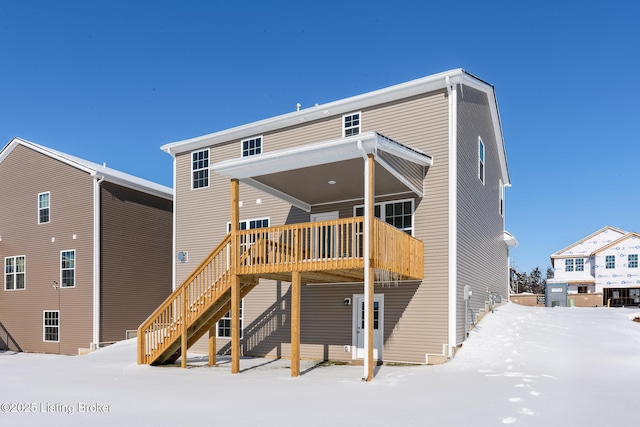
[137,234,232,365]
[237,217,423,280]
[138,217,424,365]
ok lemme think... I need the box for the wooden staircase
[137,234,257,365]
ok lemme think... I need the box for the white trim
[37,191,50,224]
[3,255,26,291]
[478,137,485,185]
[353,198,415,236]
[43,310,60,343]
[499,179,504,217]
[172,157,177,291]
[161,69,470,155]
[240,135,263,158]
[190,147,210,190]
[92,177,101,350]
[342,111,361,138]
[351,293,384,360]
[60,249,76,288]
[447,81,458,356]
[0,138,172,200]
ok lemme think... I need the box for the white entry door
[353,294,383,360]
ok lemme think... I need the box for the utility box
[546,283,568,307]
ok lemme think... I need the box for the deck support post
[230,179,241,374]
[291,270,301,377]
[208,327,216,366]
[364,153,375,381]
[181,287,187,368]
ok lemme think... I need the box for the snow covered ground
[1,303,639,426]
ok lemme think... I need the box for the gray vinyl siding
[175,89,451,363]
[456,85,508,344]
[0,145,94,354]
[99,182,173,343]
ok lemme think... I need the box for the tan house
[0,137,173,355]
[138,69,514,379]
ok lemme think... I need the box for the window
[191,149,209,189]
[343,112,361,137]
[355,199,414,235]
[629,254,638,269]
[577,285,588,294]
[241,136,262,157]
[565,259,574,272]
[499,179,504,216]
[575,258,584,272]
[61,250,75,288]
[5,255,26,290]
[38,192,50,224]
[218,300,242,338]
[605,255,615,269]
[478,138,485,184]
[43,311,60,342]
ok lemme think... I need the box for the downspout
[357,139,373,379]
[171,155,177,291]
[446,76,458,357]
[92,174,105,350]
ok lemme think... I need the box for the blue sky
[1,1,638,274]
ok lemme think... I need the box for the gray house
[139,69,514,378]
[0,138,173,355]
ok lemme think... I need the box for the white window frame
[628,254,638,269]
[354,198,415,236]
[38,191,50,224]
[565,259,574,272]
[241,136,262,157]
[4,255,26,291]
[343,112,361,137]
[217,300,243,339]
[60,249,76,288]
[499,179,504,217]
[605,255,615,269]
[575,258,585,271]
[478,137,485,184]
[191,148,210,190]
[43,310,60,342]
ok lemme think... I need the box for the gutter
[92,174,105,350]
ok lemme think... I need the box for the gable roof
[593,232,640,255]
[0,137,173,200]
[551,226,627,258]
[161,68,509,186]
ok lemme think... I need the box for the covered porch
[137,132,431,381]
[214,131,431,381]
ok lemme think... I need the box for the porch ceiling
[211,132,432,211]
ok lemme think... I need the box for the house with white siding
[138,69,515,379]
[549,226,640,306]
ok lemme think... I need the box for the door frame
[352,293,384,360]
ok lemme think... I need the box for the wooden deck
[137,217,423,367]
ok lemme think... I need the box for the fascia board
[551,226,628,256]
[593,232,640,255]
[162,69,466,156]
[3,137,173,200]
[212,132,380,178]
[376,134,433,167]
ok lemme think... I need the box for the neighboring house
[549,226,640,306]
[0,137,173,355]
[139,68,515,378]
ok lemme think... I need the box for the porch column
[230,179,241,374]
[291,270,301,377]
[364,153,375,381]
[208,327,216,366]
